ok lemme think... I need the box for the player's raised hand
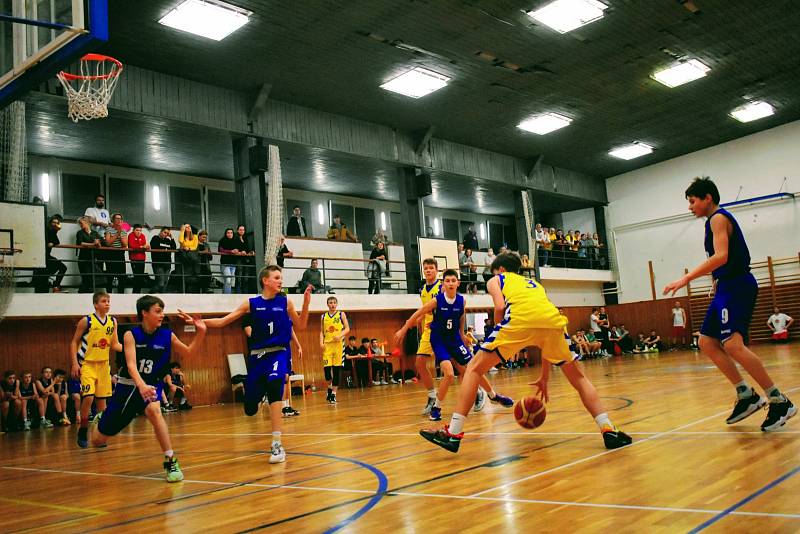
[662,276,688,297]
[303,284,313,301]
[176,309,206,331]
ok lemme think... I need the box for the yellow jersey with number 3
[420,280,442,332]
[498,273,565,330]
[322,311,344,343]
[77,313,115,364]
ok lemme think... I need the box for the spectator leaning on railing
[75,217,102,293]
[128,224,150,293]
[218,228,238,294]
[150,227,176,293]
[104,213,128,293]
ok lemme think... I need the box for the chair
[227,353,247,403]
[288,373,305,395]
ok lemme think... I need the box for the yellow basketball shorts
[481,322,576,366]
[416,328,433,356]
[80,360,112,398]
[322,342,344,367]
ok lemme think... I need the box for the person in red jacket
[128,224,150,293]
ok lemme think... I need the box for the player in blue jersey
[394,269,513,421]
[90,295,207,482]
[206,265,311,464]
[664,177,795,431]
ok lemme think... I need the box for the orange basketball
[514,396,546,429]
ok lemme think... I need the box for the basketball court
[1,347,798,533]
[1,2,800,533]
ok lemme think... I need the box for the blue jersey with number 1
[118,326,173,386]
[249,294,292,350]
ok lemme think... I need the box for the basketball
[514,396,547,429]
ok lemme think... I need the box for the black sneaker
[726,390,766,424]
[329,393,337,405]
[420,425,462,453]
[761,398,797,432]
[77,427,89,449]
[178,402,192,411]
[602,427,633,449]
[281,406,293,418]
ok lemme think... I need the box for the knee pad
[265,379,284,405]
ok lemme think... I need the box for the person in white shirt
[482,248,495,291]
[671,301,687,349]
[84,193,110,235]
[767,307,794,343]
[534,223,550,267]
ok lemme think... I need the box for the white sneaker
[269,443,286,464]
[421,396,435,415]
[390,378,399,384]
[488,367,498,373]
[381,380,389,385]
[372,380,381,386]
[474,388,487,412]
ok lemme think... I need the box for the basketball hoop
[56,53,123,122]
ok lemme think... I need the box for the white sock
[735,381,752,399]
[272,431,282,447]
[428,388,436,399]
[76,410,81,419]
[594,413,613,431]
[164,449,174,458]
[434,398,441,408]
[283,399,289,408]
[448,413,466,435]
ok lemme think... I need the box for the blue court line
[688,465,800,533]
[291,452,388,534]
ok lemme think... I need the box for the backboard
[0,201,46,268]
[0,0,108,109]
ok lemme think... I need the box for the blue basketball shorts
[98,381,164,437]
[431,337,472,367]
[700,273,758,344]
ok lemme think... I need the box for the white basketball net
[264,145,284,266]
[0,252,15,323]
[56,54,123,122]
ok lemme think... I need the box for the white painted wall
[560,207,597,235]
[607,119,800,303]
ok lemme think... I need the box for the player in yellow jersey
[416,258,442,415]
[320,296,349,404]
[69,291,122,448]
[421,252,632,453]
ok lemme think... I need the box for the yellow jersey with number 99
[77,313,116,363]
[420,280,442,332]
[498,273,566,330]
[322,311,344,343]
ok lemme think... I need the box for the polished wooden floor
[2,345,799,533]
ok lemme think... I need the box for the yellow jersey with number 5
[498,273,566,330]
[77,313,115,363]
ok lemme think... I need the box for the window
[61,173,102,219]
[169,186,203,229]
[108,177,144,226]
[207,189,237,241]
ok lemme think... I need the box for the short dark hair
[490,252,521,273]
[161,227,171,233]
[169,362,181,370]
[93,290,110,304]
[136,295,165,321]
[442,268,459,280]
[293,205,300,210]
[348,335,356,341]
[111,212,123,220]
[422,257,438,268]
[95,193,105,200]
[361,337,370,344]
[133,223,142,230]
[327,296,338,303]
[41,366,51,373]
[54,369,66,377]
[685,176,720,204]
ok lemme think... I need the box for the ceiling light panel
[527,0,608,34]
[380,67,450,98]
[159,0,251,41]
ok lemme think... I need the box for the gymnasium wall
[606,119,800,304]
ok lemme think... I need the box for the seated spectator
[196,230,213,293]
[18,371,49,430]
[52,369,71,425]
[369,339,395,385]
[645,330,662,352]
[767,307,794,343]
[1,371,20,431]
[150,227,176,293]
[299,259,331,294]
[633,333,648,353]
[34,215,68,293]
[617,324,633,353]
[354,338,372,388]
[608,325,622,355]
[276,235,293,268]
[343,335,359,388]
[367,242,387,294]
[218,228,238,294]
[165,362,192,411]
[36,367,68,426]
[128,224,150,293]
[583,330,603,358]
[371,228,389,248]
[104,213,128,293]
[327,214,357,242]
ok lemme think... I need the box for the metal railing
[13,245,409,295]
[534,242,611,270]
